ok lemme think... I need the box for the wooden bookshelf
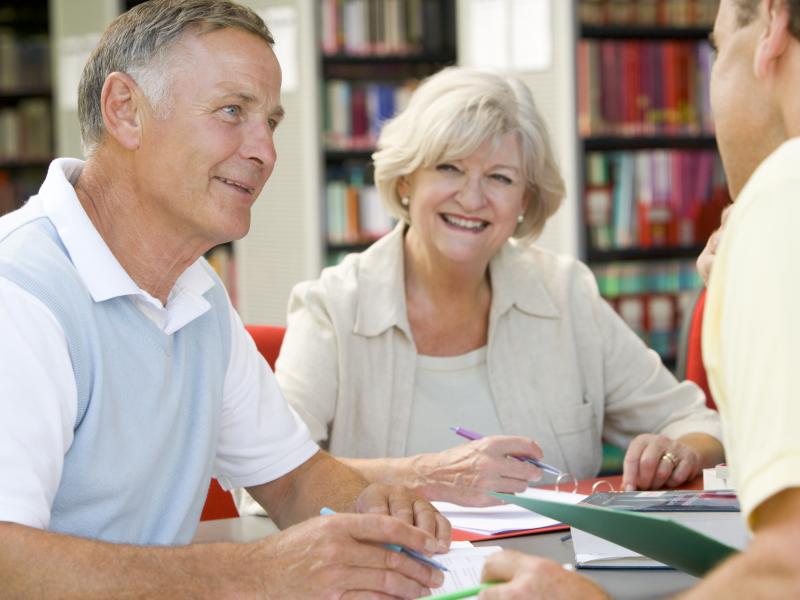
[317,0,456,265]
[0,0,52,217]
[575,0,727,367]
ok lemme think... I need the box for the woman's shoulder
[504,240,596,291]
[290,230,402,308]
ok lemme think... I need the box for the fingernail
[432,572,445,587]
[438,540,449,552]
[624,484,634,492]
[425,538,437,553]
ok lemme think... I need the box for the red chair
[676,288,716,410]
[199,324,287,521]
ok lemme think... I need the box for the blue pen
[450,426,562,476]
[319,507,448,572]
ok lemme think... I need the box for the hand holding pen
[450,426,562,476]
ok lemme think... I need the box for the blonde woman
[268,67,724,507]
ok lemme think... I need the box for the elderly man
[477,0,800,597]
[0,1,448,597]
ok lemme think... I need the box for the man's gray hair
[734,0,800,38]
[78,0,274,156]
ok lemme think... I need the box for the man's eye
[268,118,279,131]
[222,105,241,116]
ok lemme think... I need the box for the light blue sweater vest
[0,198,231,545]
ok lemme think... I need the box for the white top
[406,347,503,455]
[0,158,318,529]
[703,137,800,527]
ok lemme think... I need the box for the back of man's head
[734,0,800,38]
[78,0,274,156]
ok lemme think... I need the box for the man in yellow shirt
[477,0,800,597]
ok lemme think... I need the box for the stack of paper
[429,542,503,596]
[433,488,586,536]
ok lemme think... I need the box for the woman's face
[401,132,529,269]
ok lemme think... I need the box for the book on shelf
[320,0,452,57]
[577,39,714,137]
[579,0,718,27]
[570,489,748,570]
[584,149,730,252]
[323,79,415,151]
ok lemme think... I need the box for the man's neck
[74,155,209,305]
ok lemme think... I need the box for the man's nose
[241,121,277,169]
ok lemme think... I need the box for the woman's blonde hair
[372,67,565,241]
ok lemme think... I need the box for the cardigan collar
[354,222,560,338]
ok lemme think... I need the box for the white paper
[57,33,101,111]
[430,543,504,595]
[434,488,586,535]
[258,7,298,92]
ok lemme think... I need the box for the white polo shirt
[0,158,318,529]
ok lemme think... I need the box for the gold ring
[660,452,678,468]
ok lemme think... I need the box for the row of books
[324,78,415,151]
[325,167,394,245]
[594,259,702,360]
[320,0,454,56]
[0,30,50,91]
[584,149,729,251]
[578,0,719,27]
[577,39,714,136]
[593,259,702,298]
[0,169,41,217]
[0,99,52,161]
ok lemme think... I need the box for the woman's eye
[436,163,459,173]
[491,173,513,184]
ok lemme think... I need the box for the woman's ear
[397,176,410,199]
[99,71,144,150]
[754,0,792,79]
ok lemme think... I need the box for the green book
[490,492,740,578]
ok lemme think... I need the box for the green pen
[417,582,497,600]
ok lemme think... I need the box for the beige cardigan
[276,225,721,480]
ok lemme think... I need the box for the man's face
[710,0,778,198]
[134,27,283,248]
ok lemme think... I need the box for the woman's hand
[410,436,545,506]
[621,433,703,492]
[478,550,610,599]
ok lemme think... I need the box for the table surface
[194,515,699,599]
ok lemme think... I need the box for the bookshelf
[318,0,457,265]
[575,0,729,368]
[0,0,52,217]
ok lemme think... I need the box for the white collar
[39,158,216,332]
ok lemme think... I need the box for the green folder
[490,492,739,578]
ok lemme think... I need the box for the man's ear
[754,0,792,79]
[100,71,144,150]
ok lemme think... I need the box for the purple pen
[450,426,562,476]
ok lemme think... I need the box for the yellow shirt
[703,137,800,528]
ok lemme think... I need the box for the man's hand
[251,512,445,599]
[621,433,702,492]
[355,483,451,552]
[409,436,544,507]
[478,550,610,599]
[697,205,732,285]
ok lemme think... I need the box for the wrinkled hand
[413,436,545,507]
[622,433,702,492]
[253,511,444,599]
[355,483,451,552]
[697,205,732,285]
[478,550,610,599]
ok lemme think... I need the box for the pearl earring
[401,196,409,207]
[517,213,524,224]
